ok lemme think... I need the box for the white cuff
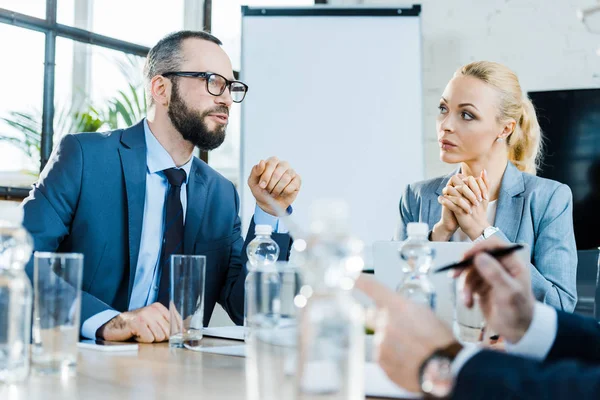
[505,302,558,361]
[81,310,121,339]
[451,344,483,377]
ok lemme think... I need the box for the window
[0,0,186,198]
[0,0,45,19]
[57,0,185,47]
[54,38,146,142]
[0,24,45,187]
[0,0,318,197]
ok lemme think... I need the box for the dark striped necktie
[156,167,187,307]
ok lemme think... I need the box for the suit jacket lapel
[427,198,441,227]
[428,169,456,227]
[495,162,525,243]
[184,159,208,254]
[118,121,147,299]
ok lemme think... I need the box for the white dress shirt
[451,302,559,377]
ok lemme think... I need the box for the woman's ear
[498,119,516,141]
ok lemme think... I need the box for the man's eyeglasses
[162,71,249,103]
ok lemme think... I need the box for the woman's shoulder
[521,173,572,199]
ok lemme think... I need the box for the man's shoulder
[53,129,126,161]
[64,128,125,148]
[191,157,236,188]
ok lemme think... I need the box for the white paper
[365,363,422,399]
[202,326,246,341]
[198,345,246,357]
[77,341,139,353]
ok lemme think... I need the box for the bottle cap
[255,224,273,236]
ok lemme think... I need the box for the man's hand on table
[97,303,170,343]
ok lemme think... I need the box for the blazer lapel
[184,159,208,254]
[118,121,147,298]
[427,169,456,227]
[495,162,526,243]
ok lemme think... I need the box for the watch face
[421,356,454,398]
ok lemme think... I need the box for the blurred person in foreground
[357,237,600,399]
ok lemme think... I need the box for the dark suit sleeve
[22,134,114,324]
[217,184,293,325]
[453,350,600,400]
[546,310,600,363]
[454,311,600,399]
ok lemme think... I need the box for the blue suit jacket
[398,162,577,311]
[454,311,600,399]
[22,121,292,328]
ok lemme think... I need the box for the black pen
[434,244,524,273]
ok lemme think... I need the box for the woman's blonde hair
[456,61,543,175]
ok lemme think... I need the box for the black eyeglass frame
[162,71,249,103]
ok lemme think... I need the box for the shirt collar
[143,118,192,183]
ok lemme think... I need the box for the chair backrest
[574,249,600,319]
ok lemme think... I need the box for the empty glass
[168,255,206,350]
[32,252,83,376]
[453,273,485,343]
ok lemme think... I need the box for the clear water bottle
[0,207,33,383]
[244,224,281,336]
[396,222,436,309]
[246,224,280,267]
[295,200,365,400]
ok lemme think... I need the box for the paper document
[203,326,246,341]
[198,345,246,357]
[365,363,422,399]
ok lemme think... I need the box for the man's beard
[167,81,228,151]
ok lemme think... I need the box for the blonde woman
[398,61,577,311]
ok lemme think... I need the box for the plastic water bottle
[396,222,436,309]
[295,199,365,400]
[0,207,33,383]
[244,224,280,336]
[246,224,280,268]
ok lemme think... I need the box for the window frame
[0,0,324,199]
[0,0,150,199]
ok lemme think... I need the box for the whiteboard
[240,6,423,245]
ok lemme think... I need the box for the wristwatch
[419,341,463,399]
[475,226,500,243]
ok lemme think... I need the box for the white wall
[342,0,600,178]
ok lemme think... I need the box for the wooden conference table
[1,337,396,400]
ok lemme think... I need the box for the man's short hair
[143,30,222,105]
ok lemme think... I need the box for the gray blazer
[398,162,577,312]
